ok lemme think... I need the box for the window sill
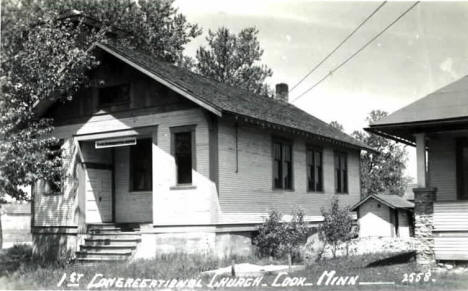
[170,184,197,190]
[335,192,349,195]
[307,190,325,194]
[272,188,295,193]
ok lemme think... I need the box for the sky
[173,0,468,179]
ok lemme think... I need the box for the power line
[291,1,420,103]
[289,1,388,93]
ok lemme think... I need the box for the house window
[334,151,348,194]
[171,126,196,185]
[273,139,293,190]
[98,84,130,107]
[130,138,152,191]
[45,140,64,194]
[457,139,468,200]
[307,147,323,192]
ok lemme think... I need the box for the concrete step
[81,245,137,251]
[76,257,126,263]
[76,251,132,260]
[84,238,141,246]
[88,228,140,234]
[86,234,141,240]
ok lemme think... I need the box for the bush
[254,209,311,261]
[319,197,356,258]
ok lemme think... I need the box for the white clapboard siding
[433,201,468,231]
[433,201,468,260]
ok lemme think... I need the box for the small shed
[351,194,414,238]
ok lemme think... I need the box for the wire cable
[291,1,420,103]
[289,1,388,93]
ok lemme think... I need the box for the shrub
[320,197,356,258]
[254,209,311,261]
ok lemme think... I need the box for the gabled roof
[35,40,372,151]
[366,76,468,145]
[96,41,372,151]
[351,194,414,211]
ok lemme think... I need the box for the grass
[0,245,467,290]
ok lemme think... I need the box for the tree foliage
[195,27,273,96]
[319,197,355,258]
[0,0,201,199]
[352,110,410,197]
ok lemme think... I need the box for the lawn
[0,245,467,290]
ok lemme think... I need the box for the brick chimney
[275,83,289,103]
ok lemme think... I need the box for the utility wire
[289,1,388,93]
[291,1,420,103]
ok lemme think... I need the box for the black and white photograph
[0,0,467,290]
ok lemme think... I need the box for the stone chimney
[275,83,289,103]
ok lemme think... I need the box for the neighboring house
[31,38,372,261]
[351,194,414,238]
[0,202,32,248]
[367,75,468,264]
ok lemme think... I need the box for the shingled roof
[93,41,371,151]
[351,194,414,211]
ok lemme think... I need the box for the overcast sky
[174,0,468,179]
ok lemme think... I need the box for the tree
[352,110,410,197]
[0,0,201,200]
[319,197,355,258]
[195,27,273,96]
[329,121,344,132]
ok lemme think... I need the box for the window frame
[306,145,323,193]
[129,137,153,192]
[334,150,348,194]
[271,137,294,191]
[170,125,197,186]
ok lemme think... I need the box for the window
[98,84,130,107]
[457,139,468,200]
[45,140,64,194]
[307,147,323,192]
[273,139,293,190]
[171,126,196,185]
[130,138,152,191]
[334,151,348,194]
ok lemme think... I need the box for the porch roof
[366,75,468,146]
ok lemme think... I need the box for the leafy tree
[352,110,410,197]
[0,0,201,200]
[195,27,273,96]
[329,121,344,132]
[254,209,310,262]
[319,197,355,258]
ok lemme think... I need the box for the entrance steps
[76,223,141,263]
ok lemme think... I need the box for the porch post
[415,133,427,187]
[413,187,437,267]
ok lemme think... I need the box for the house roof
[351,194,414,211]
[366,76,468,145]
[37,40,373,151]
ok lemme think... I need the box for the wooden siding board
[428,138,457,201]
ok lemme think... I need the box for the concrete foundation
[32,232,79,261]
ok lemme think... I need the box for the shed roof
[351,194,414,211]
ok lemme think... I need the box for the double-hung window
[273,139,293,190]
[334,151,348,194]
[171,126,196,185]
[307,147,323,192]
